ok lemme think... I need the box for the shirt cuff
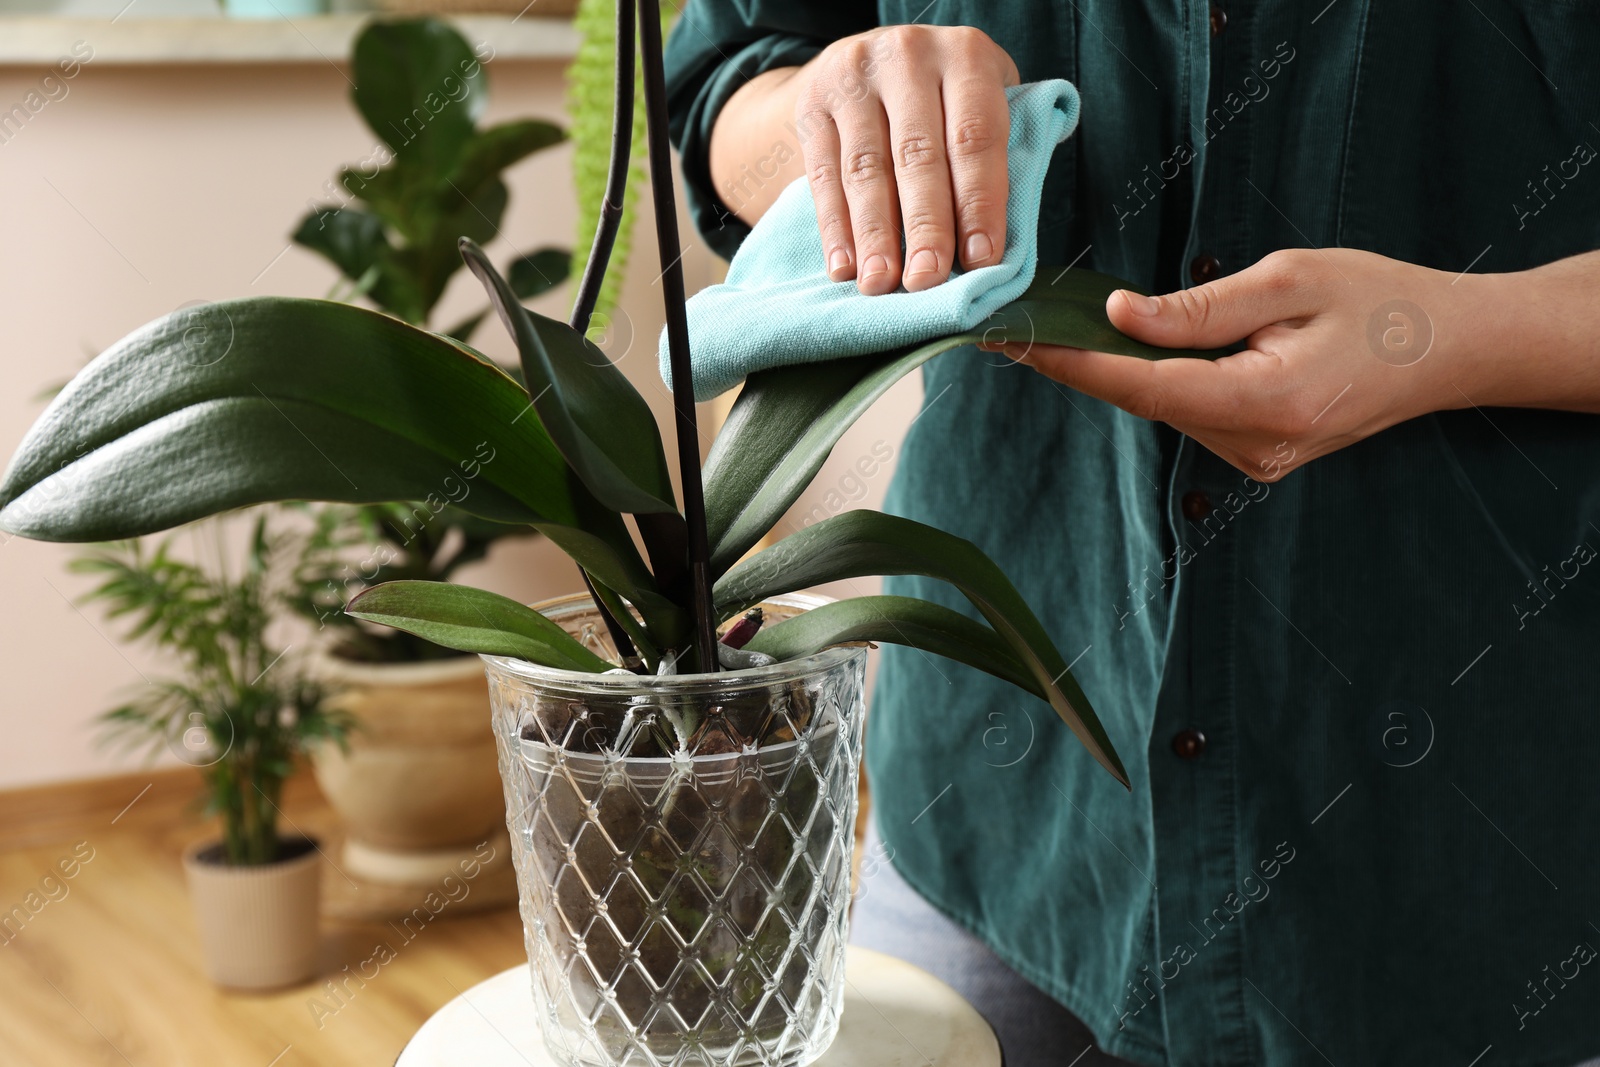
[674,34,826,262]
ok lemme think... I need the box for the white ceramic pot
[184,837,321,991]
[312,652,510,887]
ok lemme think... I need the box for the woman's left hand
[988,247,1532,480]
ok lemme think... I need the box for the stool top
[397,945,1001,1067]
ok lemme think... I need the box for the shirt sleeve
[665,2,878,261]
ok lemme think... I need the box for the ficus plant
[293,16,571,340]
[0,2,1216,789]
[289,16,569,662]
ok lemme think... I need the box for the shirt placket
[1147,1,1253,1064]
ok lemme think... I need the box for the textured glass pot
[483,593,868,1067]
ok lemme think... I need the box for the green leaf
[703,341,965,575]
[983,268,1229,361]
[292,207,391,283]
[347,580,611,673]
[702,266,1223,575]
[450,120,566,198]
[715,510,1129,788]
[0,299,666,631]
[389,178,510,323]
[351,18,485,181]
[509,247,572,300]
[460,239,678,515]
[744,594,1042,698]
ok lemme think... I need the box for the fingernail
[828,248,851,278]
[906,249,939,279]
[1120,290,1159,316]
[861,255,890,282]
[965,232,993,264]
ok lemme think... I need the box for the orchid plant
[0,1,1227,789]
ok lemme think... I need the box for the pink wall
[0,48,917,788]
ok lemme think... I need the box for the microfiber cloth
[661,79,1081,401]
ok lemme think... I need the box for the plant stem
[570,0,641,668]
[636,0,719,672]
[569,0,635,338]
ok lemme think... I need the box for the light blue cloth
[660,79,1081,401]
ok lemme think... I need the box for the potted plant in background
[0,0,1193,1058]
[288,16,571,903]
[76,513,349,991]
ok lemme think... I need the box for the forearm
[708,66,811,226]
[1454,250,1600,413]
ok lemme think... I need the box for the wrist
[1433,267,1546,410]
[708,66,808,226]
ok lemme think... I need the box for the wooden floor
[0,768,528,1067]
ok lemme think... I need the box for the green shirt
[666,3,1600,1064]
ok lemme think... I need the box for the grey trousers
[848,821,1133,1067]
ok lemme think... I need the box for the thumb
[1106,256,1318,350]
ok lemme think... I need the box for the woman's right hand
[710,25,1020,295]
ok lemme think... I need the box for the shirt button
[1172,729,1208,760]
[1189,253,1222,284]
[1181,490,1212,521]
[1209,4,1227,35]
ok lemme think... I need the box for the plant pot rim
[312,646,485,686]
[481,591,864,692]
[182,835,320,874]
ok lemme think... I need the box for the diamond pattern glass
[483,594,867,1067]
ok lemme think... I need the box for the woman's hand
[987,247,1600,479]
[710,26,1019,294]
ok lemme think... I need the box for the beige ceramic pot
[312,652,509,888]
[184,837,321,991]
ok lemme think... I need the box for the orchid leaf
[744,594,1041,698]
[984,268,1229,362]
[0,298,674,637]
[702,266,1223,576]
[460,238,678,515]
[348,580,611,673]
[715,509,1128,787]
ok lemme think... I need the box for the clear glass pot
[482,593,868,1067]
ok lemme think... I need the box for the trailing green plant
[77,513,350,866]
[0,1,1220,787]
[288,16,568,662]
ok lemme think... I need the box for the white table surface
[397,945,1001,1067]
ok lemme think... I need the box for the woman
[665,4,1600,1065]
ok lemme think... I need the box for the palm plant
[0,0,1231,789]
[78,514,349,865]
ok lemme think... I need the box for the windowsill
[0,14,580,65]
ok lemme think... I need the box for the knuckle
[850,208,895,244]
[901,207,950,245]
[878,24,925,52]
[955,192,1001,226]
[805,156,843,188]
[1257,248,1321,291]
[896,133,943,170]
[1124,384,1170,424]
[795,101,833,130]
[1174,285,1221,330]
[843,148,889,185]
[949,114,1001,156]
[814,209,851,241]
[942,24,996,55]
